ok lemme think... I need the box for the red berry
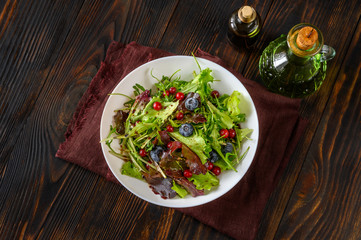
[163,90,170,97]
[169,87,176,94]
[176,112,184,120]
[212,166,221,176]
[146,160,152,169]
[229,129,236,138]
[139,149,147,157]
[153,101,162,111]
[207,161,214,170]
[219,129,229,138]
[211,90,220,98]
[183,169,193,178]
[167,142,173,149]
[176,92,185,100]
[166,125,174,132]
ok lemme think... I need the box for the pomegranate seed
[219,129,229,138]
[207,161,214,170]
[176,112,184,120]
[146,160,152,169]
[166,125,174,132]
[212,166,221,176]
[229,129,236,138]
[183,169,193,178]
[211,90,220,98]
[153,101,162,111]
[176,92,185,100]
[163,90,170,97]
[169,87,176,94]
[139,149,147,157]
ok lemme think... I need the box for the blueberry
[184,97,199,111]
[209,150,219,163]
[179,123,194,137]
[222,143,234,155]
[150,145,164,162]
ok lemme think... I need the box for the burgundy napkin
[56,41,307,240]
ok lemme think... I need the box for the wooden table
[1,0,360,239]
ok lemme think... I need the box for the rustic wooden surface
[0,0,360,239]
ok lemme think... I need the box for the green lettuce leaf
[180,68,213,98]
[224,91,246,123]
[169,131,208,163]
[121,161,143,180]
[133,99,179,124]
[225,91,241,116]
[189,171,219,191]
[171,181,188,198]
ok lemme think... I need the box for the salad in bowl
[100,56,258,207]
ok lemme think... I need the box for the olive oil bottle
[227,6,261,48]
[259,23,336,98]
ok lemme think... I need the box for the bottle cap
[296,26,318,50]
[238,6,256,23]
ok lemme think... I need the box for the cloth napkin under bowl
[56,41,307,240]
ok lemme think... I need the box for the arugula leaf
[129,83,147,97]
[207,124,236,171]
[236,128,253,142]
[206,101,233,129]
[234,128,252,160]
[209,125,222,153]
[189,171,219,191]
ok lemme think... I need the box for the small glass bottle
[259,23,336,98]
[227,6,262,48]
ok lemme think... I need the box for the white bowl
[100,56,259,208]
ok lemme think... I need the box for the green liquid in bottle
[259,35,327,98]
[259,23,335,98]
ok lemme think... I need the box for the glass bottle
[227,6,261,48]
[259,23,336,98]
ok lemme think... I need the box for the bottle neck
[287,24,324,59]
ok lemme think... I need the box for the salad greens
[104,59,253,199]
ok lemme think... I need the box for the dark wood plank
[0,2,88,238]
[254,1,361,239]
[274,19,361,239]
[173,215,233,240]
[120,0,180,46]
[0,0,131,238]
[0,0,85,168]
